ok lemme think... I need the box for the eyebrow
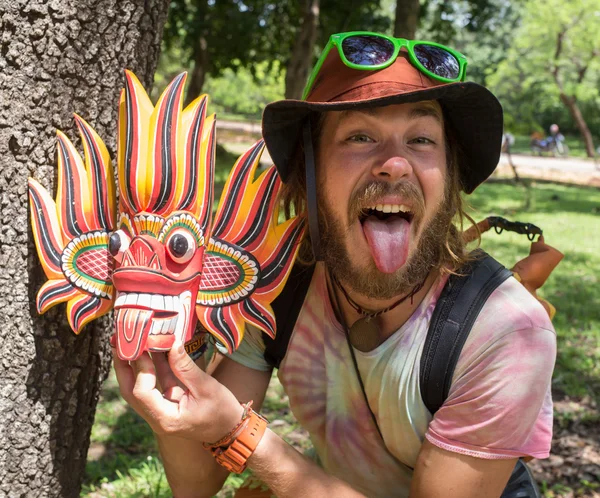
[336,104,443,124]
[409,104,443,123]
[337,108,378,122]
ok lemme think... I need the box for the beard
[318,180,455,300]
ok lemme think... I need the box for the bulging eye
[109,230,131,257]
[166,229,197,264]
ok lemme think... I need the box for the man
[115,32,556,498]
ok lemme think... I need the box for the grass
[81,171,600,497]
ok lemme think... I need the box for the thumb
[168,337,208,397]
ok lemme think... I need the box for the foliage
[163,0,390,77]
[487,0,600,137]
[203,61,285,120]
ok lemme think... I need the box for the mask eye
[109,230,131,257]
[166,229,197,264]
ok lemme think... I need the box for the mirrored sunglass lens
[414,44,460,79]
[341,35,395,66]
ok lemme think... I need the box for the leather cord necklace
[331,272,425,352]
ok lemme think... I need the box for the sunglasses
[302,31,468,100]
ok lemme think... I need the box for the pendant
[349,317,380,352]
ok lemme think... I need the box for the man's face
[317,101,453,299]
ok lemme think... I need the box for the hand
[113,338,244,444]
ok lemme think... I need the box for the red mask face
[29,71,305,361]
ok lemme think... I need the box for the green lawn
[81,171,600,497]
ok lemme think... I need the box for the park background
[0,0,598,497]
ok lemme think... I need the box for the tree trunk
[285,0,320,100]
[0,1,169,496]
[394,0,420,39]
[559,93,596,158]
[185,34,209,106]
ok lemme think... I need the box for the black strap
[420,250,513,415]
[263,263,316,368]
[303,121,322,261]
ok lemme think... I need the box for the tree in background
[0,0,169,495]
[489,0,599,156]
[163,0,391,102]
[285,0,320,99]
[394,0,420,38]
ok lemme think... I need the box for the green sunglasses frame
[302,31,468,100]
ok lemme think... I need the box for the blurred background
[31,0,599,496]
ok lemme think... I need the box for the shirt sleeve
[225,324,272,372]
[425,279,557,460]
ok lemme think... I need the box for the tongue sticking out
[115,308,154,361]
[362,215,411,273]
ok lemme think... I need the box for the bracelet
[202,400,269,474]
[203,400,254,449]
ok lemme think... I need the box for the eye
[409,136,435,145]
[348,133,374,143]
[108,230,131,257]
[166,229,197,264]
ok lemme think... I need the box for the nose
[371,153,413,182]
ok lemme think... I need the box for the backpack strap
[420,250,513,415]
[263,263,316,369]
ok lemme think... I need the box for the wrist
[204,401,268,474]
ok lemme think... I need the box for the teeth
[124,293,138,306]
[369,204,411,214]
[138,293,152,308]
[151,294,164,310]
[115,293,126,307]
[116,290,192,340]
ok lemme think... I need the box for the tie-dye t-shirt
[227,263,556,497]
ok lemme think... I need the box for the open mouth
[358,203,414,224]
[114,290,192,360]
[358,203,415,274]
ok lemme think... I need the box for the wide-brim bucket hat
[262,49,503,194]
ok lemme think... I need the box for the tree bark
[185,35,210,106]
[285,0,320,100]
[0,1,169,496]
[558,93,596,158]
[394,0,420,39]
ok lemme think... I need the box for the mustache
[347,181,425,220]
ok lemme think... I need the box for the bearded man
[115,33,556,498]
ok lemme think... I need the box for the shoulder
[225,324,272,372]
[454,275,556,383]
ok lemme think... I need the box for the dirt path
[217,120,600,187]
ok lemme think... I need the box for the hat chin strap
[303,120,322,261]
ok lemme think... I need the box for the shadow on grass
[471,179,600,216]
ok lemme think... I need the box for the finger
[133,352,159,394]
[132,352,179,423]
[112,347,136,402]
[168,337,209,398]
[153,352,186,402]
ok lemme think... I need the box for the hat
[262,50,503,194]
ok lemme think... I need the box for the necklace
[331,273,425,352]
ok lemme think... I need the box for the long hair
[278,108,479,273]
